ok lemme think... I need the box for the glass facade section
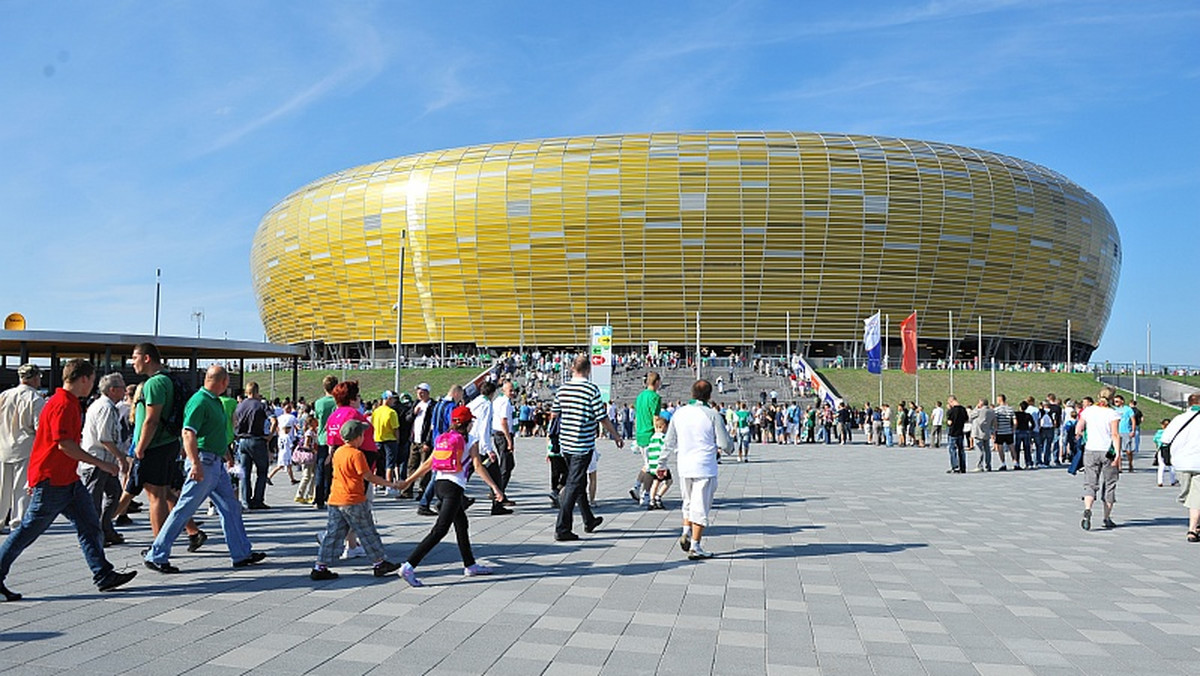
[251,132,1120,353]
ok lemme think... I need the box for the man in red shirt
[0,359,137,601]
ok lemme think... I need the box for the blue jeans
[1037,429,1055,465]
[947,435,966,472]
[884,426,895,447]
[0,480,114,586]
[237,437,269,507]
[147,452,251,565]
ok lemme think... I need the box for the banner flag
[863,312,882,374]
[901,312,918,375]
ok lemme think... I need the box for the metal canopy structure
[0,330,305,398]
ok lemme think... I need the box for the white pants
[680,476,717,527]
[1158,450,1177,486]
[0,459,30,528]
[276,435,294,467]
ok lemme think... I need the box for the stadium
[250,132,1120,363]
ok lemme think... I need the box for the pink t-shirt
[325,406,377,452]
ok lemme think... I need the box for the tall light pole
[948,310,954,393]
[1066,319,1072,372]
[190,307,204,338]
[154,268,162,336]
[393,230,406,394]
[1146,322,1152,374]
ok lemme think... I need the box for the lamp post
[154,268,162,337]
[190,307,204,338]
[393,230,406,394]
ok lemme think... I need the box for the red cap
[451,405,474,424]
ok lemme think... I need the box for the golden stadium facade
[251,132,1119,362]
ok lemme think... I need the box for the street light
[191,307,204,338]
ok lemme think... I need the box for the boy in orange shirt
[310,420,405,580]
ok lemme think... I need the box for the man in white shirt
[0,365,44,534]
[81,373,129,545]
[1161,394,1200,542]
[490,381,517,502]
[930,402,945,448]
[658,379,733,560]
[468,381,510,516]
[1075,389,1122,531]
[402,383,433,499]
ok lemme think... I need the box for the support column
[291,356,299,402]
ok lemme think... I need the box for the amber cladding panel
[250,132,1120,350]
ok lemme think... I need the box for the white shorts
[277,435,294,467]
[680,476,717,527]
[587,448,601,474]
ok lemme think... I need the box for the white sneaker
[206,504,217,517]
[340,545,366,560]
[464,564,493,577]
[688,544,714,560]
[399,562,423,587]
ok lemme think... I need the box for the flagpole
[977,316,983,371]
[882,311,887,405]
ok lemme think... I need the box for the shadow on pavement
[723,542,927,559]
[0,632,63,642]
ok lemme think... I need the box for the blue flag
[864,312,882,374]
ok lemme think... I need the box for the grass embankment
[258,367,483,403]
[820,368,1180,422]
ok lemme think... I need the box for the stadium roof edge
[0,330,304,360]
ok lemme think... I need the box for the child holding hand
[310,420,405,581]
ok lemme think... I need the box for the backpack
[140,371,194,438]
[431,430,466,473]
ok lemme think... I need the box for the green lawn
[255,366,486,403]
[819,368,1180,422]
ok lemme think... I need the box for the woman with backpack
[396,405,506,587]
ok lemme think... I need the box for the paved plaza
[0,436,1197,675]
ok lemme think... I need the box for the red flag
[901,312,917,375]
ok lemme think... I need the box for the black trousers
[548,455,568,495]
[491,432,515,491]
[406,480,474,568]
[556,451,595,537]
[313,445,331,508]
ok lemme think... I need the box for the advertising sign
[591,325,613,402]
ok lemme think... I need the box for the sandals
[1187,531,1200,543]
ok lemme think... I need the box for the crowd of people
[3,345,1200,603]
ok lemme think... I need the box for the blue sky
[2,0,1196,364]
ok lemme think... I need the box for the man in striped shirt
[552,355,623,541]
[993,395,1016,471]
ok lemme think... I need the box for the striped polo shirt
[994,404,1015,435]
[552,377,606,455]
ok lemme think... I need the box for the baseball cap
[340,419,367,442]
[450,405,474,425]
[399,392,413,404]
[17,363,41,381]
[659,409,672,422]
[381,390,396,400]
[415,382,431,392]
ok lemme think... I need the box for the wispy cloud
[195,13,387,156]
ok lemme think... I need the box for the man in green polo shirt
[629,372,662,504]
[143,366,266,573]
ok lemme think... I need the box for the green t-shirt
[183,389,229,456]
[634,389,662,448]
[133,372,176,450]
[220,396,238,448]
[315,395,336,446]
[736,409,751,429]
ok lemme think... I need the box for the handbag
[1160,411,1200,466]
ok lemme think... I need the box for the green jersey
[634,388,662,448]
[183,389,229,456]
[645,432,665,471]
[314,395,336,446]
[736,409,751,429]
[133,372,176,449]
